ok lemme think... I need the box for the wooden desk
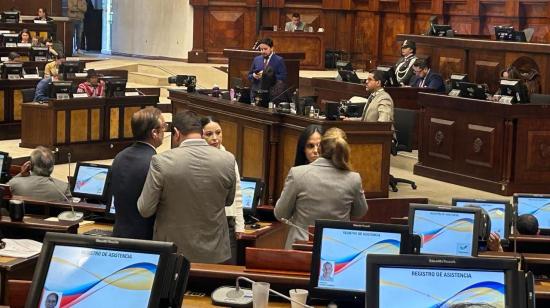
[0,215,78,235]
[397,34,550,94]
[0,22,56,40]
[237,222,287,265]
[260,31,324,70]
[223,49,305,91]
[0,256,37,305]
[0,78,41,140]
[10,195,106,214]
[20,94,159,163]
[415,92,550,195]
[170,90,393,203]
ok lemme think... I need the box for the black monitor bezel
[309,219,412,304]
[338,69,361,84]
[240,177,263,216]
[26,233,177,308]
[513,193,550,233]
[366,253,520,308]
[0,151,9,173]
[452,197,512,241]
[499,78,530,104]
[495,25,516,41]
[458,81,487,100]
[2,63,23,78]
[1,11,19,23]
[103,77,128,97]
[449,73,468,90]
[376,66,399,87]
[70,162,112,202]
[49,81,75,99]
[409,203,481,257]
[431,24,453,37]
[30,46,49,61]
[59,61,84,77]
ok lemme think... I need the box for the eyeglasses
[156,122,170,132]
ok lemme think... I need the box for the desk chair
[20,88,36,103]
[389,108,417,192]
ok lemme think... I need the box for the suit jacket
[247,53,287,91]
[394,54,417,85]
[34,77,52,102]
[274,158,368,249]
[111,142,156,240]
[361,89,394,123]
[409,70,446,92]
[138,139,236,263]
[8,174,70,201]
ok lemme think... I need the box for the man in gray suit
[8,146,70,201]
[137,110,236,264]
[361,70,394,123]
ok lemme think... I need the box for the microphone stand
[54,152,83,222]
[281,218,315,237]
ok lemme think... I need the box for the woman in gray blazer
[275,128,368,249]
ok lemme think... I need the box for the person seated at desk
[201,116,245,265]
[34,71,59,101]
[35,7,54,22]
[111,107,166,241]
[395,39,418,86]
[285,13,307,32]
[19,29,32,44]
[7,146,71,201]
[517,214,540,235]
[409,58,446,92]
[294,124,323,166]
[247,38,287,101]
[77,69,105,97]
[362,70,394,123]
[275,128,368,249]
[44,55,63,78]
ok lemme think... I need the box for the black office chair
[20,88,36,103]
[389,108,417,192]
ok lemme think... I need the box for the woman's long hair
[294,124,324,166]
[320,127,351,171]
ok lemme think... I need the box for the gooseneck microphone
[280,218,314,237]
[269,85,294,105]
[48,177,83,222]
[211,276,314,308]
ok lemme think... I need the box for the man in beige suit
[361,70,394,123]
[138,111,236,264]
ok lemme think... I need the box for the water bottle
[230,88,235,101]
[212,84,220,98]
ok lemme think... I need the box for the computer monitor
[336,61,353,71]
[376,66,399,87]
[458,81,487,100]
[452,198,512,241]
[236,86,251,104]
[59,61,84,79]
[71,162,111,203]
[499,79,530,104]
[495,26,526,42]
[1,63,23,79]
[104,77,127,97]
[409,204,481,257]
[1,11,19,24]
[0,151,11,184]
[49,81,74,100]
[448,73,468,96]
[240,177,263,221]
[30,46,49,62]
[514,193,550,234]
[0,33,19,47]
[309,219,417,306]
[366,254,522,308]
[430,24,453,37]
[338,69,361,84]
[26,233,190,308]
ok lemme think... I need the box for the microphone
[211,276,314,308]
[280,218,314,237]
[48,177,83,222]
[269,85,294,104]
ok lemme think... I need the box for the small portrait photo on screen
[40,291,62,308]
[319,261,335,283]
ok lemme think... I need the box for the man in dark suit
[111,107,166,240]
[409,58,446,92]
[248,37,287,101]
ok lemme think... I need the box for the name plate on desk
[5,43,17,48]
[66,57,81,62]
[0,57,8,62]
[35,56,48,62]
[74,72,87,78]
[7,74,21,80]
[448,89,461,97]
[499,95,514,105]
[56,93,71,100]
[124,92,140,96]
[72,93,88,98]
[17,43,32,48]
[34,20,48,24]
[23,74,40,79]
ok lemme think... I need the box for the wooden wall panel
[242,126,265,178]
[56,111,65,144]
[70,110,88,143]
[380,13,407,64]
[0,91,4,122]
[207,10,245,52]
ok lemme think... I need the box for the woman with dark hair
[294,124,323,166]
[35,8,53,21]
[19,29,32,44]
[201,116,244,264]
[275,127,368,249]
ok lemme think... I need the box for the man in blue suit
[409,58,446,93]
[248,37,287,101]
[111,107,167,240]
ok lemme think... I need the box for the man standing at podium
[394,40,418,86]
[248,38,287,101]
[362,71,394,123]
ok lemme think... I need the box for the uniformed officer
[394,40,418,85]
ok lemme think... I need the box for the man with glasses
[110,107,167,240]
[409,58,446,92]
[361,70,394,123]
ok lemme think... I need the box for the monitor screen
[499,79,529,104]
[0,152,5,172]
[515,194,550,230]
[378,266,505,307]
[316,227,401,292]
[410,205,479,257]
[453,198,511,240]
[104,78,128,97]
[458,81,487,100]
[39,244,160,307]
[240,177,262,215]
[72,163,111,201]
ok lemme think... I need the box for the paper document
[0,239,42,258]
